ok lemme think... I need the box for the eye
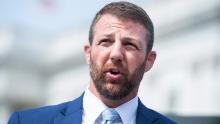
[98,39,112,47]
[124,42,138,50]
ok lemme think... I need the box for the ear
[84,44,91,65]
[144,51,156,72]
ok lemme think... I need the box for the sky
[0,0,148,34]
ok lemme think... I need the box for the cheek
[127,54,146,73]
[91,49,109,67]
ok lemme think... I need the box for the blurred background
[0,0,220,123]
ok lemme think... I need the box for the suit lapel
[136,99,159,124]
[54,94,84,124]
[53,95,162,124]
[53,109,82,124]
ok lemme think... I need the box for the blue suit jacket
[8,94,176,124]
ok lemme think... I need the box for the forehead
[93,14,148,42]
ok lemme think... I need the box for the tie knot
[101,108,120,122]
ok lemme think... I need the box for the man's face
[84,14,156,100]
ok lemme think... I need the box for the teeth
[111,69,119,74]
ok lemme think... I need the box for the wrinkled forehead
[95,13,149,31]
[93,14,150,44]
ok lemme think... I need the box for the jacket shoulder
[7,95,83,124]
[137,100,177,124]
[7,101,70,124]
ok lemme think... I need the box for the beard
[90,57,146,100]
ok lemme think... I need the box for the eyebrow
[102,34,138,42]
[102,34,115,39]
[122,37,137,42]
[97,34,143,48]
[122,37,142,47]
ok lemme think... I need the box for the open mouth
[106,68,125,79]
[110,69,120,75]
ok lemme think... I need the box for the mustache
[104,63,123,69]
[102,63,128,75]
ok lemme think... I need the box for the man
[8,1,176,124]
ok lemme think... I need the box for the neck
[88,82,138,108]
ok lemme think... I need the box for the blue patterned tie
[101,108,122,124]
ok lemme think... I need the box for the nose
[109,42,124,63]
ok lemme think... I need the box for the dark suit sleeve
[7,112,20,124]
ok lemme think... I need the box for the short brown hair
[88,1,154,52]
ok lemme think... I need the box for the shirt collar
[83,88,107,123]
[83,88,138,124]
[115,95,138,124]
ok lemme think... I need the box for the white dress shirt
[82,88,138,124]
